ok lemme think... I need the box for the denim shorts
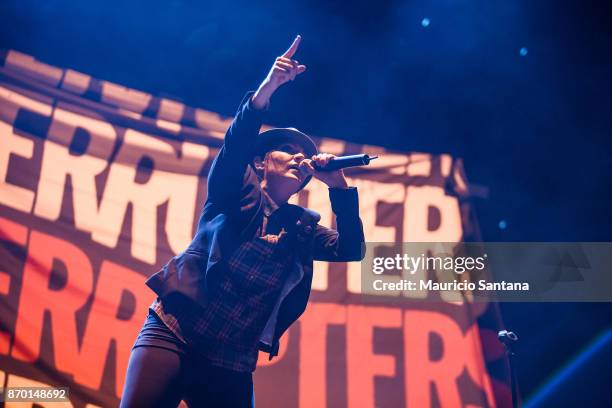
[132,308,188,355]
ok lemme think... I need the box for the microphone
[497,330,519,346]
[313,154,379,172]
[497,329,520,408]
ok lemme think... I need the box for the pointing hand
[251,35,307,109]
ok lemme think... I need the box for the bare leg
[119,346,184,408]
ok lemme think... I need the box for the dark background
[1,0,611,405]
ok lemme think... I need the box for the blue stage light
[421,18,430,28]
[498,220,507,230]
[520,47,528,57]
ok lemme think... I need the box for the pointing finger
[281,35,301,58]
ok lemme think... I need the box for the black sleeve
[206,91,267,205]
[313,187,365,262]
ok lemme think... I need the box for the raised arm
[207,35,307,205]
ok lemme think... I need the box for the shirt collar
[261,187,280,217]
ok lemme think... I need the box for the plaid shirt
[150,199,312,372]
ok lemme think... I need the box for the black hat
[254,127,318,190]
[255,127,318,159]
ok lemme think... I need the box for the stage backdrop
[0,50,508,408]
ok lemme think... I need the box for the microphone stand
[498,330,520,408]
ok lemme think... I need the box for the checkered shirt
[150,232,296,372]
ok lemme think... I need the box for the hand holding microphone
[298,153,378,188]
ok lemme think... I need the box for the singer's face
[262,143,307,189]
